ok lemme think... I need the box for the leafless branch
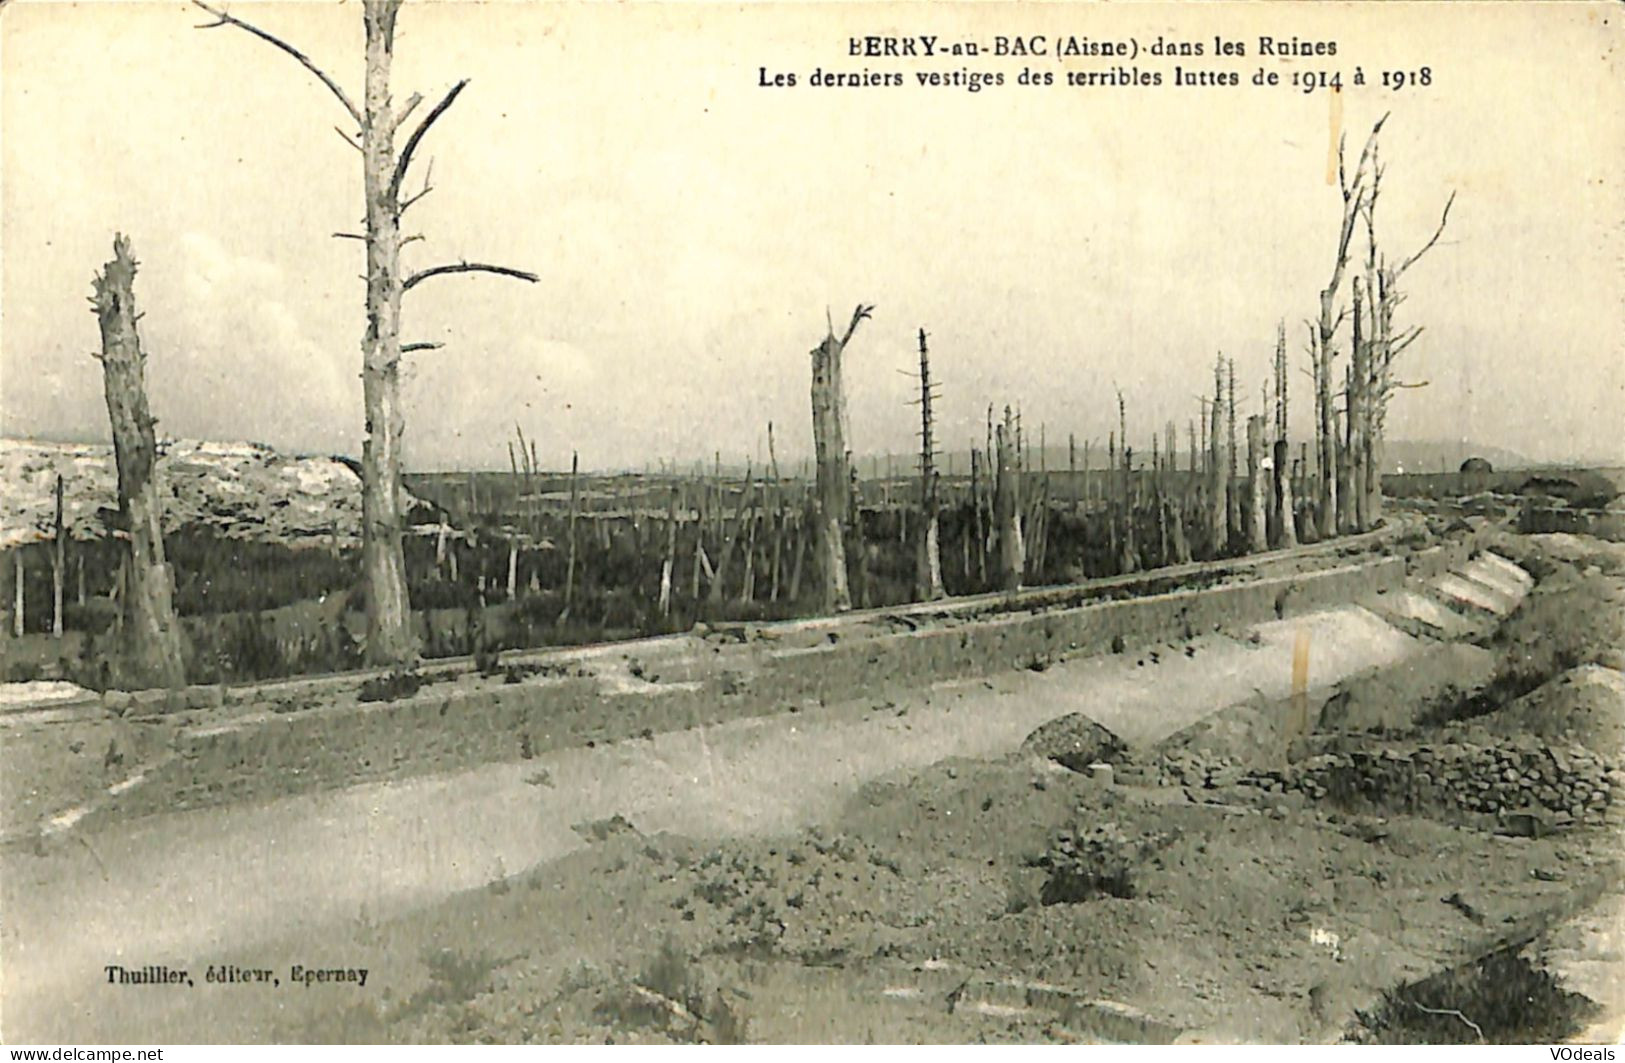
[1392,379,1430,390]
[1406,1000,1483,1041]
[392,93,423,135]
[399,158,436,214]
[391,80,469,200]
[403,261,539,293]
[1396,191,1457,276]
[191,1,360,125]
[1390,326,1425,357]
[332,231,365,241]
[401,184,434,213]
[400,233,425,248]
[332,125,361,154]
[401,341,444,353]
[1332,114,1390,269]
[839,304,874,347]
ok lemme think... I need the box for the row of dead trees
[805,115,1452,615]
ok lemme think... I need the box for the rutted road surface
[1,604,1423,1042]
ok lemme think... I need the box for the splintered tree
[91,236,190,689]
[809,305,871,614]
[1225,359,1240,550]
[1273,323,1297,547]
[194,0,538,665]
[994,407,1024,590]
[1312,115,1385,539]
[914,328,945,601]
[1358,147,1455,528]
[1207,359,1227,557]
[1245,413,1270,554]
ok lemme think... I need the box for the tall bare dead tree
[809,305,871,613]
[194,0,538,665]
[1313,114,1386,539]
[91,236,190,688]
[1273,323,1297,547]
[1207,358,1226,556]
[1225,359,1240,550]
[994,407,1024,590]
[1245,413,1269,554]
[1359,147,1455,527]
[914,328,945,600]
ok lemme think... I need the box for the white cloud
[141,232,358,455]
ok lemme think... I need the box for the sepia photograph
[1,0,1621,1047]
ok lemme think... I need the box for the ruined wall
[1247,739,1620,830]
[87,552,1431,824]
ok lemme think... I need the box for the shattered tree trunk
[1226,361,1240,550]
[92,235,189,688]
[1272,325,1296,548]
[1275,438,1298,548]
[659,486,678,617]
[1348,277,1370,533]
[1246,415,1270,553]
[915,328,945,600]
[1118,446,1138,575]
[1337,370,1356,535]
[809,306,869,614]
[1364,270,1392,528]
[1316,344,1339,542]
[1207,371,1226,558]
[993,416,1023,591]
[560,451,580,621]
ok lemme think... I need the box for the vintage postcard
[1,0,1621,1047]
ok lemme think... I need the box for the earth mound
[1020,713,1126,772]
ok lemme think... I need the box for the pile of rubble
[1242,739,1620,828]
[0,438,410,550]
[1155,750,1248,790]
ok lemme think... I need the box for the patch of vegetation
[1417,648,1579,728]
[359,669,425,703]
[418,947,501,1009]
[590,939,750,1043]
[1351,947,1597,1044]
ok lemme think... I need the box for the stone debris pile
[1240,739,1619,829]
[0,438,413,550]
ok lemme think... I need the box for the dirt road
[2,605,1421,1042]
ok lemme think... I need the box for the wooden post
[52,474,66,639]
[767,422,785,603]
[11,550,22,639]
[970,446,985,588]
[560,450,579,623]
[1068,433,1078,514]
[91,235,188,687]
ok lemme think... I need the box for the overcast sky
[3,2,1620,471]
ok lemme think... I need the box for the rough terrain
[1,527,1620,1044]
